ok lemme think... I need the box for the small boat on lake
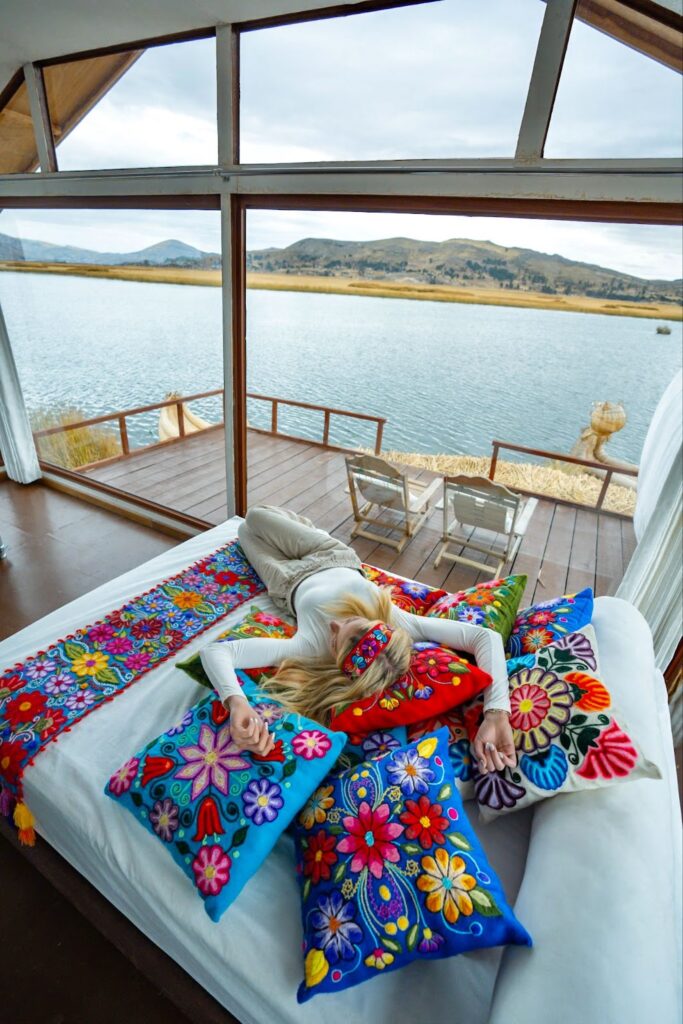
[656,325,672,334]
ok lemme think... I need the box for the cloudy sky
[2,0,682,278]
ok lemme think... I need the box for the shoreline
[0,261,681,321]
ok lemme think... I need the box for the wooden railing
[32,388,386,464]
[489,439,639,511]
[247,393,385,455]
[32,388,224,456]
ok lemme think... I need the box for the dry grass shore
[1,261,680,320]
[377,449,637,516]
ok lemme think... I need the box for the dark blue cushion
[293,728,532,1002]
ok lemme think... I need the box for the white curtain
[617,449,683,740]
[0,300,41,483]
[617,370,682,743]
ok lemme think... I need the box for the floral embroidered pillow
[474,626,660,822]
[175,606,296,689]
[406,705,482,799]
[427,575,527,645]
[336,726,409,773]
[361,565,447,615]
[505,588,593,659]
[293,728,531,1002]
[329,642,491,735]
[105,691,345,922]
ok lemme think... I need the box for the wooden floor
[82,429,636,601]
[0,478,195,1024]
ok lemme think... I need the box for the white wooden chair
[433,474,537,577]
[345,454,442,553]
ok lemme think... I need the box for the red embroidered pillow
[361,565,447,614]
[329,642,491,735]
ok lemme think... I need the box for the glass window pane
[44,38,217,169]
[0,75,38,173]
[246,207,681,471]
[0,208,226,525]
[240,0,545,161]
[546,4,682,157]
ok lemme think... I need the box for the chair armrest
[408,477,442,511]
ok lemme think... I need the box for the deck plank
[595,514,625,597]
[565,507,598,596]
[534,504,576,602]
[507,499,554,607]
[74,430,631,595]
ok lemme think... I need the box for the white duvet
[1,518,680,1024]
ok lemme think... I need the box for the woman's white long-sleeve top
[200,568,509,713]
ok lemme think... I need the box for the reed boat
[158,393,212,441]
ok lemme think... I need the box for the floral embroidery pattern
[508,668,573,754]
[428,575,527,644]
[407,709,479,795]
[475,626,656,820]
[295,730,532,1002]
[506,588,594,659]
[330,643,490,734]
[106,691,345,921]
[0,541,265,817]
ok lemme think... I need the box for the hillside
[0,233,221,269]
[246,237,682,306]
[0,231,680,306]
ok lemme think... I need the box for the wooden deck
[81,429,636,604]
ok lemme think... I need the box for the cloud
[1,1,680,279]
[240,0,546,159]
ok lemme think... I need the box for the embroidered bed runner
[0,541,264,844]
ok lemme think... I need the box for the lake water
[1,270,681,464]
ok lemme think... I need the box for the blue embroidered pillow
[337,726,408,772]
[505,587,593,658]
[105,692,346,922]
[293,728,531,1002]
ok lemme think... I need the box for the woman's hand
[473,710,517,774]
[226,695,275,757]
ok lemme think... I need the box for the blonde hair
[261,587,412,726]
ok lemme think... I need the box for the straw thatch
[370,449,636,516]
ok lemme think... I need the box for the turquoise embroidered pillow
[474,626,660,822]
[505,588,593,659]
[293,728,531,1002]
[105,691,346,922]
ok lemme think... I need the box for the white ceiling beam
[22,62,57,172]
[216,26,238,166]
[0,161,680,206]
[516,0,577,162]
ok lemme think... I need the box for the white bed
[1,516,681,1024]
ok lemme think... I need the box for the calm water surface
[1,270,680,464]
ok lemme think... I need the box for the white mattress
[0,518,533,1024]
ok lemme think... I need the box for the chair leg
[433,541,449,568]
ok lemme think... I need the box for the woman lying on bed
[200,505,515,775]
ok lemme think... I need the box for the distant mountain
[0,233,221,269]
[1,231,680,305]
[246,236,682,306]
